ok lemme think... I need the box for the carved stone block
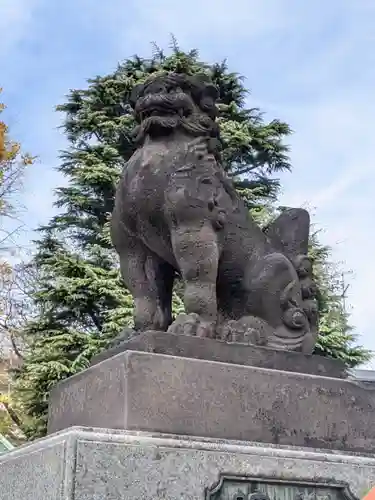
[48,350,375,454]
[1,428,374,500]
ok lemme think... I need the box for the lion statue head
[129,72,220,148]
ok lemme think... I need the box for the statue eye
[147,83,165,94]
[233,493,246,500]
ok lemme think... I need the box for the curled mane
[129,72,222,159]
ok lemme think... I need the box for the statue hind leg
[245,252,310,351]
[118,237,175,332]
[262,208,318,352]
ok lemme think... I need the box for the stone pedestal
[0,427,375,500]
[48,347,375,454]
[90,331,348,378]
[2,333,375,499]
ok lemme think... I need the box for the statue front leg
[118,238,174,332]
[169,222,219,338]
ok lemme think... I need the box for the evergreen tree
[13,44,370,440]
[309,234,371,367]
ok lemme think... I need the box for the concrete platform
[48,350,375,453]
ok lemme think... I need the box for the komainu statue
[111,72,318,353]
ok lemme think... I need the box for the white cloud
[115,0,291,58]
[0,0,40,58]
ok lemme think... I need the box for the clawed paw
[218,316,272,346]
[167,313,216,338]
[108,327,137,348]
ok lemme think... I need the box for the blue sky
[1,0,375,365]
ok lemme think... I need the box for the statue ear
[129,83,144,108]
[189,74,219,103]
[203,83,219,101]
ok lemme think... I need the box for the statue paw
[108,327,137,348]
[301,331,319,354]
[218,316,272,346]
[167,313,216,338]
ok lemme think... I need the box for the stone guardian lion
[111,72,318,353]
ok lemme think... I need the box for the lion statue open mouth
[111,71,318,353]
[131,73,220,149]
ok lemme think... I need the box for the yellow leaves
[22,154,35,166]
[0,124,24,163]
[0,140,21,163]
[0,88,6,163]
[0,260,12,278]
[0,88,4,113]
[0,121,6,162]
[0,394,10,405]
[0,87,35,166]
[7,143,20,161]
[0,414,12,436]
[0,394,13,437]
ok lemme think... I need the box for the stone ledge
[91,330,347,378]
[48,350,375,453]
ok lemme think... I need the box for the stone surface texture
[110,71,318,352]
[48,350,375,454]
[91,331,347,378]
[0,428,374,500]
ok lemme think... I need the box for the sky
[1,0,375,366]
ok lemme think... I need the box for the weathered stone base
[91,331,347,378]
[0,427,374,500]
[48,350,375,454]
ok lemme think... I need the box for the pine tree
[13,44,368,440]
[309,235,371,367]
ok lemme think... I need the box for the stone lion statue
[111,72,318,353]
